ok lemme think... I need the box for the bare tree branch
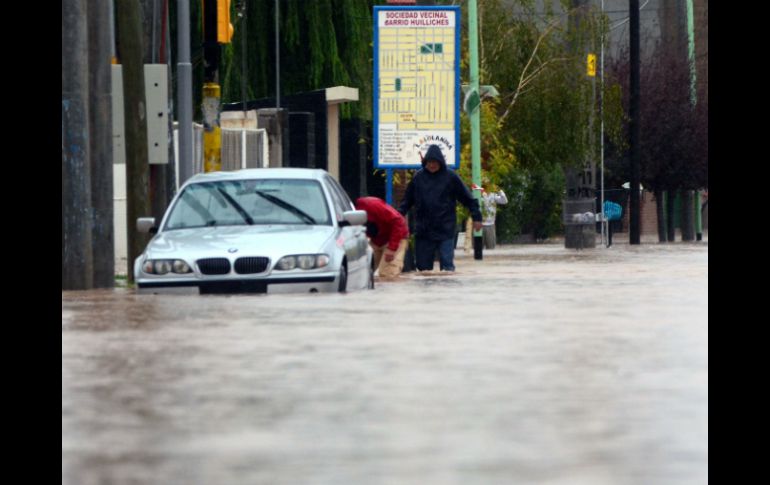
[497,6,586,125]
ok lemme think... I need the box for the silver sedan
[134,168,373,294]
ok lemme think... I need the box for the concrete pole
[62,0,94,290]
[142,0,170,225]
[203,82,222,172]
[202,0,222,173]
[468,0,483,260]
[88,0,115,287]
[177,0,194,185]
[163,0,178,200]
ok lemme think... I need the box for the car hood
[143,225,337,259]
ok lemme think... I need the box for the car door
[324,176,368,287]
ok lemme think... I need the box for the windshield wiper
[254,190,317,224]
[216,188,254,225]
[178,191,217,227]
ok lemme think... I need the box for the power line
[609,0,652,30]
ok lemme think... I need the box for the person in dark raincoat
[398,144,482,272]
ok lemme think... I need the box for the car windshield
[163,178,331,230]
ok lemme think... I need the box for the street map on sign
[375,7,459,168]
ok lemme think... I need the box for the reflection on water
[63,243,708,485]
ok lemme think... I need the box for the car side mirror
[137,217,158,234]
[341,210,367,227]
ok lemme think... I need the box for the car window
[324,177,348,221]
[164,179,331,230]
[325,176,355,215]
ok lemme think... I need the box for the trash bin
[563,198,597,249]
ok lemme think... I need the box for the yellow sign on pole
[587,53,597,77]
[202,83,222,172]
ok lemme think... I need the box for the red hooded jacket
[355,197,409,251]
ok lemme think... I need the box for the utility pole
[116,0,152,283]
[468,0,483,260]
[239,1,248,114]
[88,0,115,288]
[275,0,280,108]
[177,0,194,186]
[202,0,233,173]
[141,0,171,225]
[629,0,641,244]
[62,0,94,290]
[203,0,222,173]
[599,0,606,247]
[588,49,598,244]
[162,0,178,201]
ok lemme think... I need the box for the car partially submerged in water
[134,168,373,294]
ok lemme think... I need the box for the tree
[606,40,708,241]
[466,0,621,241]
[220,0,374,120]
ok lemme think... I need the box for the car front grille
[197,258,231,275]
[234,257,270,274]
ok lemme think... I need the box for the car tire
[337,264,348,293]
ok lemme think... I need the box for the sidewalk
[456,229,707,252]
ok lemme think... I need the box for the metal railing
[173,125,269,190]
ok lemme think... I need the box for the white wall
[113,163,128,274]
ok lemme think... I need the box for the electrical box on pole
[144,65,169,165]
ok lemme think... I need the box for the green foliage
[457,99,516,187]
[519,166,565,240]
[455,98,516,225]
[220,0,374,120]
[465,0,621,240]
[211,0,628,242]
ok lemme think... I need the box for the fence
[173,125,269,190]
[220,128,269,171]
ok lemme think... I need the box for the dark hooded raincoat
[398,145,482,241]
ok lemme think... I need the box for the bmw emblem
[228,248,238,253]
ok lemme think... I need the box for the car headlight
[297,255,315,269]
[154,260,172,274]
[142,259,192,275]
[315,254,330,268]
[275,254,329,270]
[277,256,297,270]
[172,260,192,274]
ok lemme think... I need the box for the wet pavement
[63,241,708,485]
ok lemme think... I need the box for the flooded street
[62,242,707,485]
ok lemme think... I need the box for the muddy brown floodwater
[63,242,707,485]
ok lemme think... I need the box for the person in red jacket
[355,196,410,279]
